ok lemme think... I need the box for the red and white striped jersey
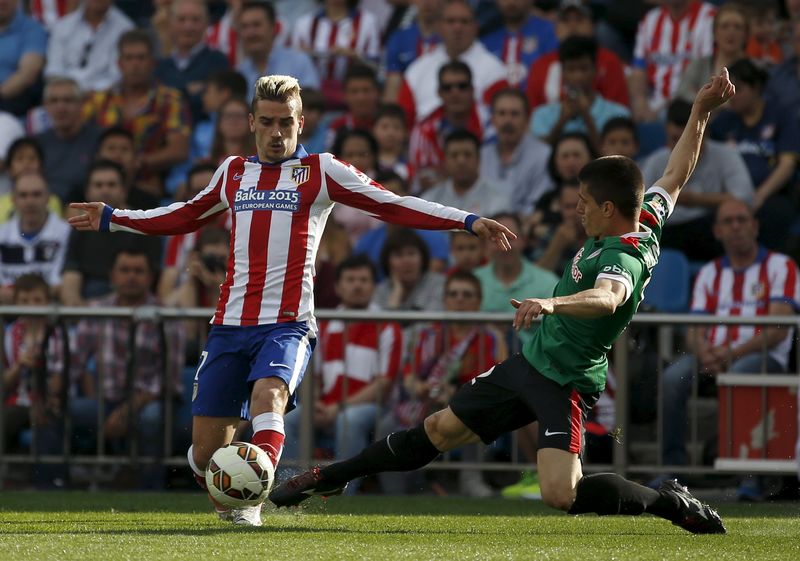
[290,9,381,84]
[317,312,403,405]
[691,248,800,370]
[104,148,475,331]
[29,0,71,30]
[632,1,716,110]
[408,104,491,172]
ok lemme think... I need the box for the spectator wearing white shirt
[44,0,134,93]
[0,171,70,302]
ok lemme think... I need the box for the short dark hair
[443,129,481,152]
[88,159,126,186]
[728,58,768,89]
[578,156,644,221]
[336,253,377,283]
[187,162,218,185]
[301,88,326,112]
[666,99,693,127]
[375,103,407,125]
[379,228,430,277]
[98,126,135,149]
[240,0,276,22]
[491,87,529,115]
[558,35,598,64]
[445,270,482,300]
[438,60,472,85]
[374,170,407,192]
[207,70,249,100]
[13,273,50,300]
[601,116,638,144]
[118,28,155,55]
[5,137,44,166]
[113,247,153,271]
[343,64,379,88]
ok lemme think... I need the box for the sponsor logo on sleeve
[233,189,301,212]
[600,264,632,283]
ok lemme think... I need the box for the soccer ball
[205,442,275,508]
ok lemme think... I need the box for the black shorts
[449,353,600,455]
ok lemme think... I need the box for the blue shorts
[191,322,316,418]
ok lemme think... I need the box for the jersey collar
[247,145,309,166]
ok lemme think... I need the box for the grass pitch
[1,492,799,561]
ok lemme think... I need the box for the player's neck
[600,219,639,239]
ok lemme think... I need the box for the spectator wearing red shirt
[526,1,629,112]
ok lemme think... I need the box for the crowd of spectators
[1,0,800,497]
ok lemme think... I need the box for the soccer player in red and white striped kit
[68,75,515,526]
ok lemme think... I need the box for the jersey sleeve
[640,186,675,240]
[596,250,644,305]
[690,261,717,313]
[322,154,478,232]
[768,254,800,309]
[105,156,234,236]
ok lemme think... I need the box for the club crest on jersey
[751,282,766,300]
[571,247,584,282]
[290,165,310,185]
[233,188,301,212]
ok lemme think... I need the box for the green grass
[1,492,799,560]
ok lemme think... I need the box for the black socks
[568,473,679,520]
[320,426,441,485]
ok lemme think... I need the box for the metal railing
[1,306,797,486]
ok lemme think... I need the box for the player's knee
[540,481,577,512]
[250,378,289,412]
[423,410,469,452]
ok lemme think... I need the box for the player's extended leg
[269,407,481,506]
[248,377,291,468]
[537,446,726,534]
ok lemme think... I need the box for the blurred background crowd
[1,0,800,500]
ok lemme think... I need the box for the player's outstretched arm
[510,279,626,329]
[471,217,516,252]
[655,68,735,204]
[68,202,104,231]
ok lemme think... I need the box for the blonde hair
[252,75,303,114]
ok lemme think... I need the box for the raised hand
[67,202,105,231]
[694,67,736,114]
[472,218,516,252]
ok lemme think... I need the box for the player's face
[601,129,638,159]
[444,279,481,312]
[492,95,527,144]
[335,267,375,308]
[250,99,304,162]
[577,183,606,237]
[450,233,484,271]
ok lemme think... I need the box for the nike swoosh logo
[544,429,568,437]
[269,360,291,368]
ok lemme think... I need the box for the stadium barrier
[0,306,797,487]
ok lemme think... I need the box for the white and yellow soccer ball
[206,442,275,508]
